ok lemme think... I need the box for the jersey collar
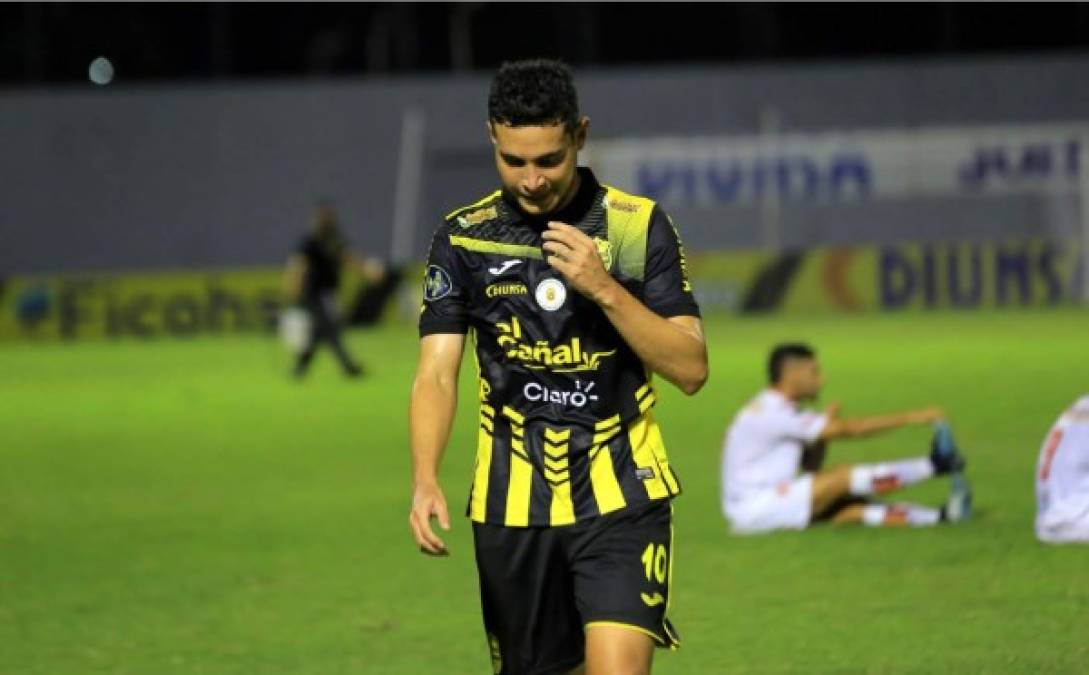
[501,167,602,233]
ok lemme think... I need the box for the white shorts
[724,475,814,535]
[1036,501,1089,544]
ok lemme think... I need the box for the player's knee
[815,464,850,489]
[586,660,650,675]
[585,629,653,675]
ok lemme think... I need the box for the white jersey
[1035,395,1089,543]
[721,389,829,506]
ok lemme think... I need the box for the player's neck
[771,384,799,403]
[552,169,582,214]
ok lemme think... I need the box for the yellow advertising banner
[1,240,1083,342]
[689,239,1085,314]
[0,268,287,341]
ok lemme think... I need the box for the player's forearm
[836,409,934,439]
[594,279,708,395]
[409,374,458,487]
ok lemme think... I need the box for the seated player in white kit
[721,343,972,534]
[1035,395,1089,544]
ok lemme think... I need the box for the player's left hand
[542,221,616,303]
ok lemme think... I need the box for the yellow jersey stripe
[589,444,627,514]
[663,500,679,649]
[543,442,567,458]
[592,427,623,446]
[638,390,658,414]
[469,426,493,521]
[595,414,621,430]
[444,190,502,220]
[543,455,568,472]
[505,450,533,527]
[644,413,681,494]
[511,437,528,459]
[629,416,669,499]
[544,467,570,483]
[543,428,572,443]
[450,236,543,260]
[550,479,576,526]
[501,406,525,425]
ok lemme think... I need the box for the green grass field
[2,309,1088,674]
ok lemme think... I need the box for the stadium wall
[3,54,1089,276]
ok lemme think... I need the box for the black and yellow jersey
[420,168,700,527]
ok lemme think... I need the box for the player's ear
[487,121,498,146]
[573,116,590,151]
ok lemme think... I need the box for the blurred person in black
[283,201,384,378]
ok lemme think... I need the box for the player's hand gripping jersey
[420,168,700,527]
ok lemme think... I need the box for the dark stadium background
[3,3,1089,85]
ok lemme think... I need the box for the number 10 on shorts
[641,543,668,584]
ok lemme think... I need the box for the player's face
[798,359,824,399]
[787,358,824,400]
[489,119,588,216]
[312,206,337,236]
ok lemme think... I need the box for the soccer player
[721,343,971,534]
[408,59,707,675]
[282,201,383,378]
[1035,395,1089,544]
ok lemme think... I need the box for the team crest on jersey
[424,265,453,301]
[535,278,566,311]
[593,236,613,270]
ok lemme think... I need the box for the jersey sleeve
[641,206,701,318]
[769,407,829,443]
[418,224,470,336]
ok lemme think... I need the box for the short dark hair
[768,343,816,384]
[488,59,580,132]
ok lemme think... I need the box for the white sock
[849,458,935,496]
[861,503,942,527]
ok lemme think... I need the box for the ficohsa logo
[6,277,282,339]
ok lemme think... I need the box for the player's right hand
[409,482,451,556]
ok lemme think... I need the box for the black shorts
[472,499,679,675]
